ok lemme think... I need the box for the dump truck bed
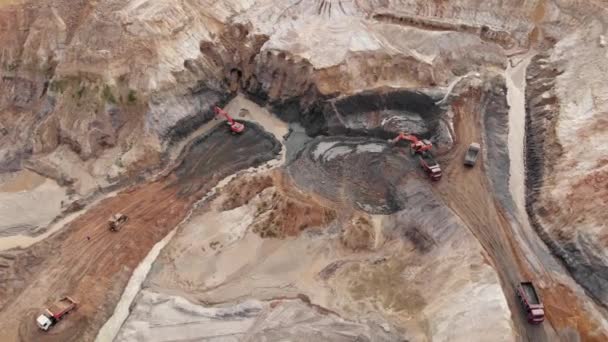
[520,282,540,305]
[420,152,439,167]
[48,297,76,317]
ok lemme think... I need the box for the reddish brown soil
[218,170,337,239]
[435,88,607,341]
[220,173,274,210]
[248,173,337,238]
[340,214,375,251]
[563,169,608,233]
[0,179,192,342]
[0,125,280,341]
[543,283,607,342]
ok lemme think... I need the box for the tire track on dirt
[0,124,281,342]
[435,84,608,341]
[433,89,558,341]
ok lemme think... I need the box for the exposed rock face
[0,0,513,188]
[525,20,608,306]
[1,0,608,341]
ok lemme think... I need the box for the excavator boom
[389,132,441,181]
[213,106,235,124]
[389,132,433,153]
[213,106,245,133]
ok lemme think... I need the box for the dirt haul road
[435,89,607,341]
[0,124,280,342]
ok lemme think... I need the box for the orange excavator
[389,132,433,155]
[213,106,245,134]
[389,132,442,181]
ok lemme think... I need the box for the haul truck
[36,296,78,331]
[516,282,545,324]
[389,132,442,181]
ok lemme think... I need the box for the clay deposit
[1,0,608,341]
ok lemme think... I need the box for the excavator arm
[389,132,420,145]
[213,106,235,124]
[389,132,441,181]
[213,106,245,134]
[389,132,433,153]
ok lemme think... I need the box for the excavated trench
[288,137,413,214]
[268,88,453,215]
[206,43,456,215]
[198,22,452,145]
[250,86,451,147]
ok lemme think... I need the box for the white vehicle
[464,142,481,166]
[36,296,77,331]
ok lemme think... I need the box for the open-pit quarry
[1,0,608,341]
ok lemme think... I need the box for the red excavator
[213,106,245,134]
[389,132,442,181]
[389,132,433,155]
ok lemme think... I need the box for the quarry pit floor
[0,92,605,341]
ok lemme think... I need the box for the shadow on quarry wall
[525,53,608,308]
[248,87,448,144]
[481,75,517,217]
[170,24,452,214]
[163,88,229,146]
[325,89,443,138]
[194,22,448,144]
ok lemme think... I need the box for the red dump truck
[36,296,78,331]
[516,282,545,324]
[418,151,442,181]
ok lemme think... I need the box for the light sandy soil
[0,124,281,342]
[0,170,46,192]
[507,56,533,220]
[0,206,79,251]
[1,1,607,340]
[119,169,514,341]
[113,96,515,341]
[93,96,290,341]
[0,170,67,239]
[224,95,289,146]
[117,291,396,342]
[0,0,21,7]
